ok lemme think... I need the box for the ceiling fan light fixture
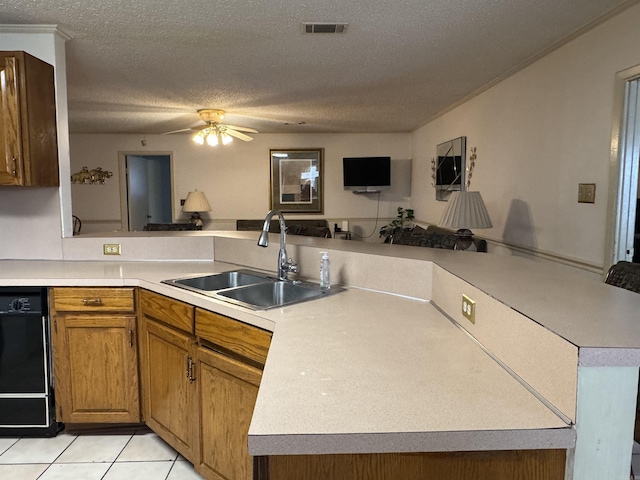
[193,130,205,145]
[221,132,233,145]
[173,109,256,146]
[205,131,219,146]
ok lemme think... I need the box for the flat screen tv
[343,157,391,188]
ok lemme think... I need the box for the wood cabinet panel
[53,287,135,313]
[140,289,194,333]
[196,308,271,365]
[196,346,262,480]
[0,51,58,186]
[143,319,197,461]
[0,55,21,185]
[52,313,140,423]
[267,450,566,480]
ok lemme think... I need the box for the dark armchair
[385,225,487,252]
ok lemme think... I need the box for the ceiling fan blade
[161,128,192,135]
[224,124,258,133]
[224,128,254,142]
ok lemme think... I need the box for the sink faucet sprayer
[257,209,298,281]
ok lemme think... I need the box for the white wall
[0,27,70,260]
[411,3,640,271]
[70,132,412,240]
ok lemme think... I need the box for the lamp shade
[439,191,492,230]
[182,190,211,213]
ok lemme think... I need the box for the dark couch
[385,225,487,252]
[236,219,332,238]
[144,223,197,231]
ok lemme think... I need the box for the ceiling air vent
[302,22,348,34]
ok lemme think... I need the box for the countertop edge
[247,428,576,456]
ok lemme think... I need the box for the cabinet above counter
[0,51,59,187]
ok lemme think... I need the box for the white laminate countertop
[0,258,575,455]
[247,289,572,455]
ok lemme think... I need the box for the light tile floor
[0,429,204,480]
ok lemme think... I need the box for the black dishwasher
[0,287,57,436]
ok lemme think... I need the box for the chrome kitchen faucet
[257,209,298,281]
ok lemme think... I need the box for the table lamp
[182,190,211,229]
[439,191,492,250]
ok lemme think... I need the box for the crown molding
[0,24,72,41]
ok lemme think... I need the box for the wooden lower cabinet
[139,292,272,479]
[50,287,140,423]
[194,308,272,480]
[266,449,567,480]
[195,346,262,480]
[143,319,197,461]
[139,289,197,461]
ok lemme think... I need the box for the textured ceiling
[1,0,637,135]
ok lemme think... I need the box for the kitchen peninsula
[1,231,639,480]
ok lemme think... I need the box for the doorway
[608,71,640,268]
[118,153,173,231]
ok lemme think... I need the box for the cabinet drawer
[140,289,194,333]
[196,309,272,366]
[52,287,135,313]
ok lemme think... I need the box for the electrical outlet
[462,294,476,324]
[103,244,121,255]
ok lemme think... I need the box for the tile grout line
[36,433,79,479]
[100,432,136,479]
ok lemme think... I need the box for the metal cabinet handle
[189,358,196,383]
[11,157,17,176]
[185,355,196,383]
[82,298,103,306]
[128,330,133,347]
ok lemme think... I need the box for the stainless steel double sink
[163,269,343,310]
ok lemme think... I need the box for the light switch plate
[462,294,476,324]
[578,183,596,203]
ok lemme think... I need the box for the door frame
[118,151,175,231]
[605,65,640,272]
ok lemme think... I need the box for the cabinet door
[143,319,197,462]
[196,346,262,480]
[0,56,22,185]
[52,315,140,423]
[0,51,58,187]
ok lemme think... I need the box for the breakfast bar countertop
[0,257,574,456]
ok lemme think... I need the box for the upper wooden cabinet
[0,51,59,186]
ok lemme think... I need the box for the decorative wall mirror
[434,136,466,201]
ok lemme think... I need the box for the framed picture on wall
[269,149,324,213]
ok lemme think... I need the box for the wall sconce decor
[71,166,113,184]
[465,147,477,190]
[182,190,211,229]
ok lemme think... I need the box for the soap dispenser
[320,251,330,289]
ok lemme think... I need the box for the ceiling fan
[164,109,258,146]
